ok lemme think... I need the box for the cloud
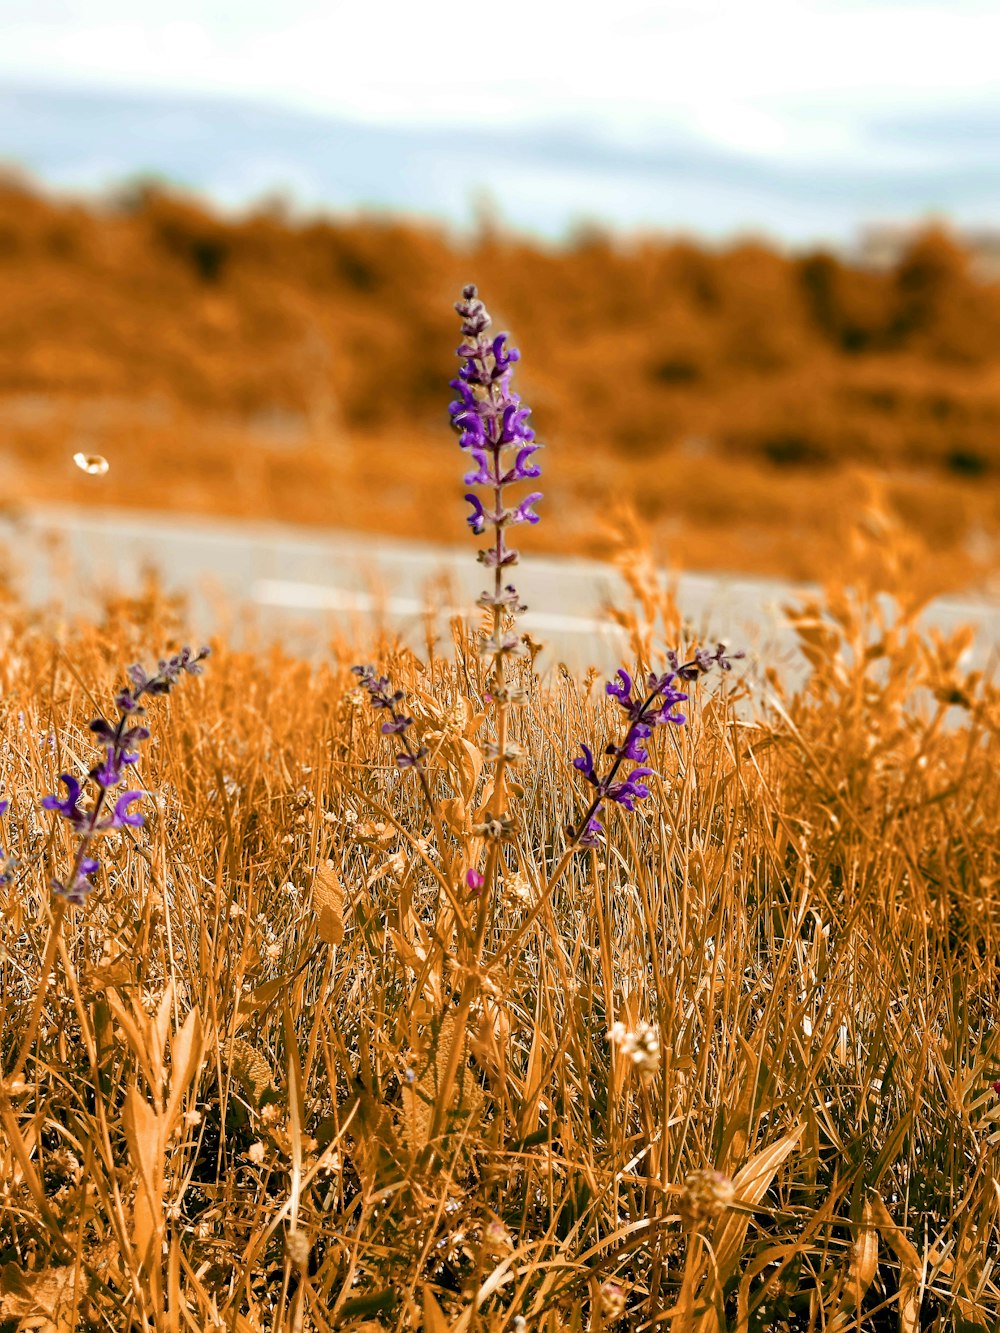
[4,0,1000,134]
[1,78,997,243]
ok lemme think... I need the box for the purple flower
[449,379,478,414]
[606,726,650,763]
[381,716,413,735]
[51,875,92,907]
[451,286,542,650]
[90,746,123,789]
[115,646,210,713]
[606,669,634,709]
[42,775,89,831]
[476,585,526,613]
[396,749,429,770]
[569,813,605,849]
[491,333,519,373]
[606,768,655,811]
[102,790,146,830]
[465,493,487,534]
[463,449,493,486]
[573,743,598,785]
[503,445,542,483]
[512,494,542,526]
[51,853,101,905]
[499,404,534,444]
[649,701,686,727]
[477,546,519,570]
[666,643,743,682]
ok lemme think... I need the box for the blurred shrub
[0,179,998,577]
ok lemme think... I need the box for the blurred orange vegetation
[0,174,997,589]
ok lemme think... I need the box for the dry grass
[0,496,996,1331]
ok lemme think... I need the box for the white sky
[3,0,999,158]
[2,1,998,240]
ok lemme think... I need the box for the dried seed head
[504,872,533,904]
[599,1281,627,1320]
[473,813,516,841]
[227,1037,275,1104]
[484,1220,513,1254]
[286,1227,311,1270]
[679,1168,736,1227]
[608,1020,660,1079]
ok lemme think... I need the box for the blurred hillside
[0,175,998,588]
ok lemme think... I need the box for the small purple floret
[465,494,487,534]
[104,790,146,830]
[42,776,89,831]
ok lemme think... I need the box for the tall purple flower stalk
[42,645,210,905]
[450,285,540,668]
[569,645,742,849]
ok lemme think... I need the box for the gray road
[1,504,996,691]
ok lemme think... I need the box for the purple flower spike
[43,646,208,907]
[568,647,741,852]
[451,286,542,642]
[352,664,428,773]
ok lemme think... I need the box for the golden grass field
[0,484,998,1329]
